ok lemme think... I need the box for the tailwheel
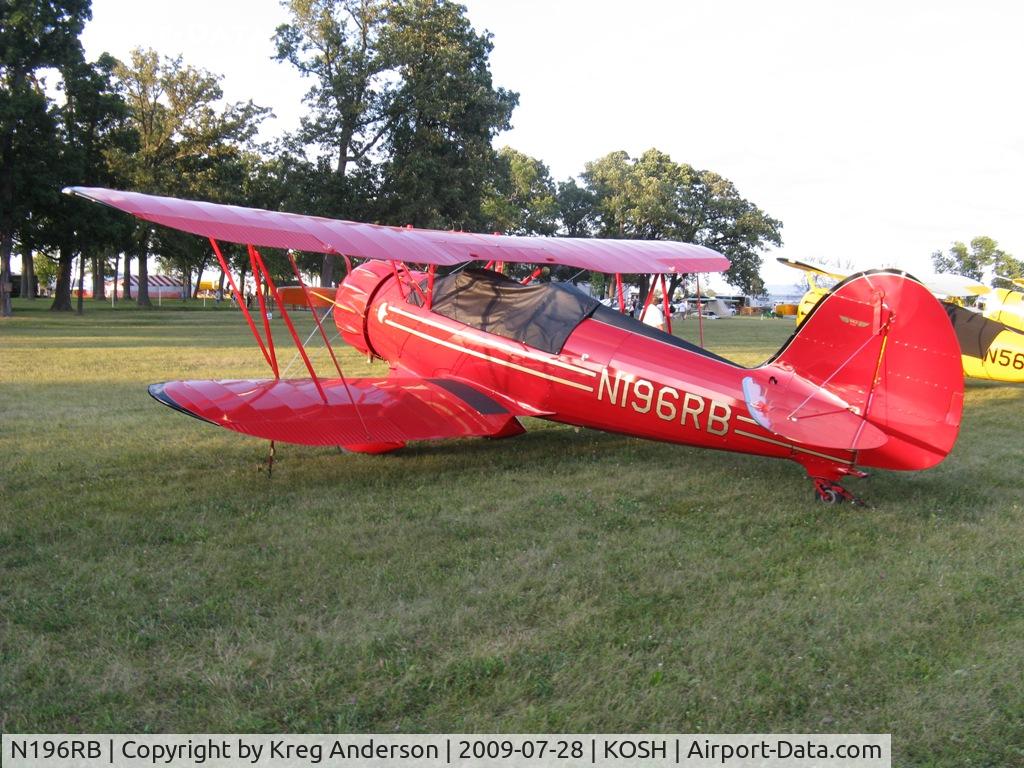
[812,477,866,506]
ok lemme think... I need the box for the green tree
[0,0,91,317]
[582,149,781,295]
[689,168,782,295]
[585,150,675,239]
[274,0,516,249]
[225,149,321,288]
[932,236,1008,282]
[376,0,517,229]
[481,147,558,235]
[556,178,596,238]
[274,0,392,286]
[5,94,56,304]
[32,246,59,290]
[110,48,268,306]
[44,53,134,312]
[993,253,1023,286]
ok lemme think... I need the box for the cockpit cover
[424,269,601,354]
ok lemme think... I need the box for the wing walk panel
[148,377,523,447]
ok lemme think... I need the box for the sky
[78,0,1024,289]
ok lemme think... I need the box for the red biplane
[66,187,964,503]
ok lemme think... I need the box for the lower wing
[149,376,527,449]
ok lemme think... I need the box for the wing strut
[426,264,436,310]
[661,274,672,335]
[388,260,407,299]
[695,273,705,348]
[520,267,543,285]
[285,250,344,379]
[248,245,330,403]
[285,250,370,438]
[249,246,280,377]
[638,274,658,324]
[399,262,429,304]
[210,238,276,375]
[636,274,674,333]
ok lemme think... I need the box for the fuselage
[335,262,857,477]
[983,287,1024,331]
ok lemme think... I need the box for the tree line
[931,236,1023,287]
[1,0,785,318]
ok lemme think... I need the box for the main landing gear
[811,477,867,506]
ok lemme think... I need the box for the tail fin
[742,269,963,470]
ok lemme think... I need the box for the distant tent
[708,298,733,316]
[105,274,185,299]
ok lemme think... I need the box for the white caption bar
[2,734,891,768]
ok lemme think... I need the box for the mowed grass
[1,299,1022,766]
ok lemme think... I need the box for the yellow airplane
[983,276,1024,331]
[778,257,1024,383]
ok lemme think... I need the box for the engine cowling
[333,260,394,357]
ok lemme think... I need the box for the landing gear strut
[258,440,276,477]
[812,477,866,506]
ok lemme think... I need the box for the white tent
[105,274,185,299]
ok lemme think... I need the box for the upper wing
[149,375,530,447]
[776,257,848,281]
[64,186,729,275]
[777,256,988,298]
[923,272,989,298]
[996,275,1024,289]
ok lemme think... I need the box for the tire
[815,486,841,504]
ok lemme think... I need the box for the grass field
[1,298,1022,766]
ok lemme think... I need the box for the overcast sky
[80,0,1024,287]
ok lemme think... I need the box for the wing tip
[148,381,217,425]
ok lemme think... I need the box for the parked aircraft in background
[779,257,1024,383]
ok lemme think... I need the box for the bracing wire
[281,305,336,378]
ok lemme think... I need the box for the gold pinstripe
[385,303,597,377]
[733,428,853,464]
[382,316,595,393]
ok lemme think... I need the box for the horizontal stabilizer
[741,375,887,450]
[149,376,525,447]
